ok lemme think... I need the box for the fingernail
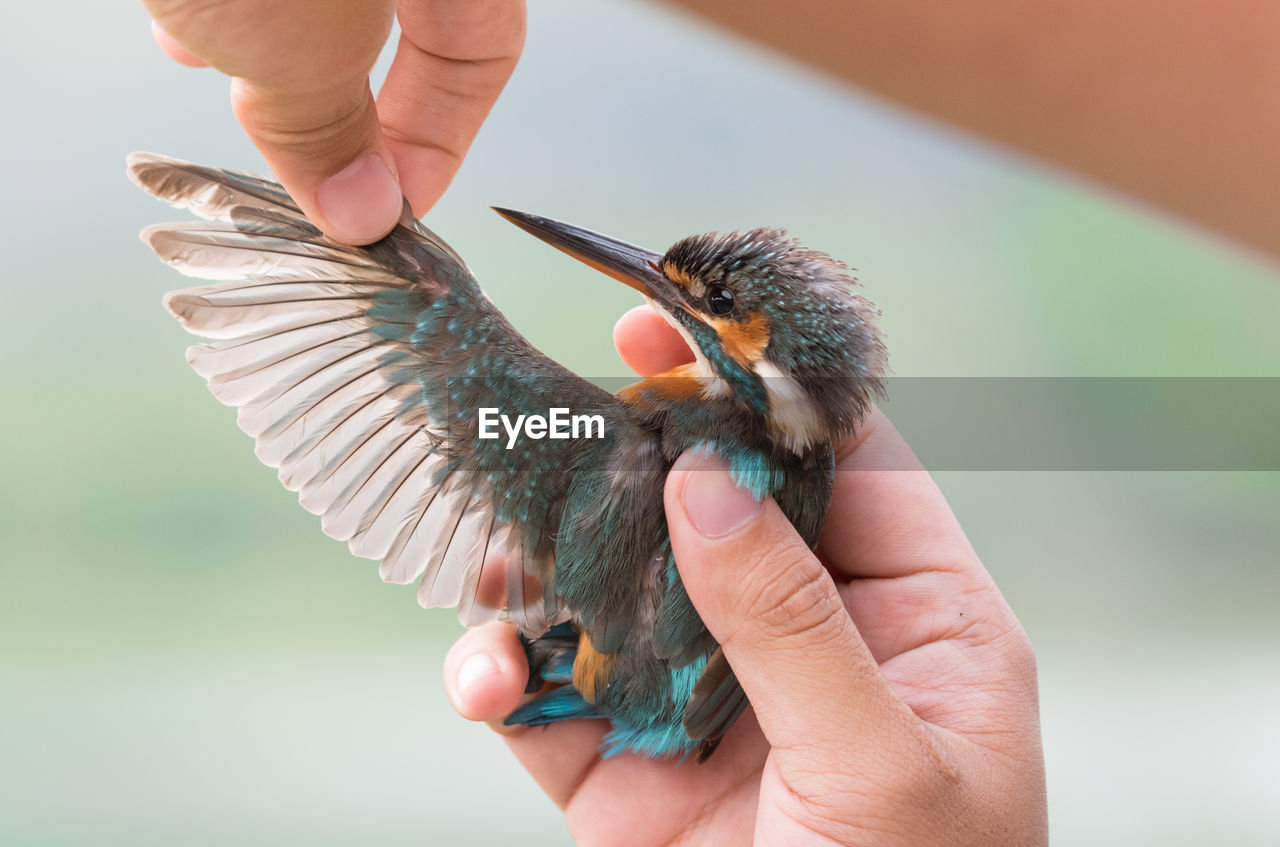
[315,152,402,244]
[679,451,764,537]
[456,652,501,700]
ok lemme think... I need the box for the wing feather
[254,370,392,468]
[502,528,561,636]
[145,226,404,284]
[127,152,300,220]
[186,318,373,382]
[457,524,506,628]
[132,152,623,631]
[165,286,371,339]
[383,476,468,586]
[292,402,418,515]
[322,430,435,542]
[422,502,494,608]
[275,384,415,493]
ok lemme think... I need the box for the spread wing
[128,152,630,634]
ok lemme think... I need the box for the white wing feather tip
[130,151,302,224]
[125,151,169,192]
[164,293,200,331]
[136,154,552,631]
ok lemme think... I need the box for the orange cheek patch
[710,313,770,367]
[572,632,617,703]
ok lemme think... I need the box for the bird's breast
[617,363,709,411]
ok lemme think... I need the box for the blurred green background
[2,2,1278,844]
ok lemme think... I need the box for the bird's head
[495,209,886,453]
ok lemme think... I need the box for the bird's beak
[493,208,679,307]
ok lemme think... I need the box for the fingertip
[443,622,528,722]
[613,305,693,376]
[453,652,510,720]
[670,450,766,540]
[663,447,703,495]
[313,151,404,245]
[150,20,207,68]
[229,80,402,245]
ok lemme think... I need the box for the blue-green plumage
[131,154,885,763]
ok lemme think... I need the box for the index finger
[821,406,980,581]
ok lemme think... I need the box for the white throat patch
[754,359,824,453]
[646,300,730,398]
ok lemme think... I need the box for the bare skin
[143,0,525,244]
[663,0,1280,260]
[145,1,1280,259]
[443,306,1047,846]
[145,3,1274,842]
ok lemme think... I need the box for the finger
[146,0,404,244]
[474,551,509,612]
[443,621,529,721]
[664,450,929,769]
[150,20,206,67]
[613,305,692,376]
[443,623,608,809]
[818,407,1030,667]
[231,78,403,245]
[811,410,1037,729]
[821,406,980,580]
[378,0,525,215]
[827,405,976,591]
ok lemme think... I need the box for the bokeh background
[2,2,1278,844]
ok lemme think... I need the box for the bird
[128,152,886,762]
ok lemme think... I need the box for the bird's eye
[707,285,735,315]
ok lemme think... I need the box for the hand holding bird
[444,308,1047,846]
[132,152,1045,843]
[131,152,889,760]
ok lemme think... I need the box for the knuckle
[738,546,844,643]
[774,760,950,846]
[997,622,1039,693]
[232,83,374,161]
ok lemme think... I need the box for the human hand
[143,0,525,244]
[443,305,1047,846]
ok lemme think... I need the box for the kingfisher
[129,153,886,761]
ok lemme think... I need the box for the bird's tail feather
[505,685,603,728]
[505,622,608,728]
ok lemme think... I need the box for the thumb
[665,450,923,767]
[230,77,403,245]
